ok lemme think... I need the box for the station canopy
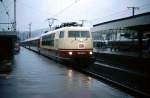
[0,31,17,38]
[92,12,150,33]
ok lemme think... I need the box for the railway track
[80,62,150,97]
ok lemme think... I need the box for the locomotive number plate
[78,43,85,49]
[77,52,85,54]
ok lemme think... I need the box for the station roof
[0,31,17,38]
[92,12,150,33]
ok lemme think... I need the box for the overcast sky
[0,0,150,31]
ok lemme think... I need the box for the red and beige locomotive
[21,23,94,64]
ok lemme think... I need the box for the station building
[91,12,150,58]
[0,31,17,60]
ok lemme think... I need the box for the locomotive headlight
[68,52,73,55]
[89,51,93,55]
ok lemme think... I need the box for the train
[21,26,94,65]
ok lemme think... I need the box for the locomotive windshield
[68,31,90,38]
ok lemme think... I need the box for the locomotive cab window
[59,31,64,38]
[68,31,90,38]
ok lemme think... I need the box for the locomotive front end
[58,27,94,63]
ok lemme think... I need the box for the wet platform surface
[0,47,134,98]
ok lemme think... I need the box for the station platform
[0,47,134,98]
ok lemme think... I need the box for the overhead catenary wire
[41,0,150,29]
[44,0,81,30]
[12,0,150,31]
[53,0,81,17]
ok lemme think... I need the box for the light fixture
[68,51,73,55]
[89,51,92,55]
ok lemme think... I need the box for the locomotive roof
[23,27,90,42]
[41,27,90,37]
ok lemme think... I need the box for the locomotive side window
[68,31,90,38]
[42,33,55,46]
[59,31,64,38]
